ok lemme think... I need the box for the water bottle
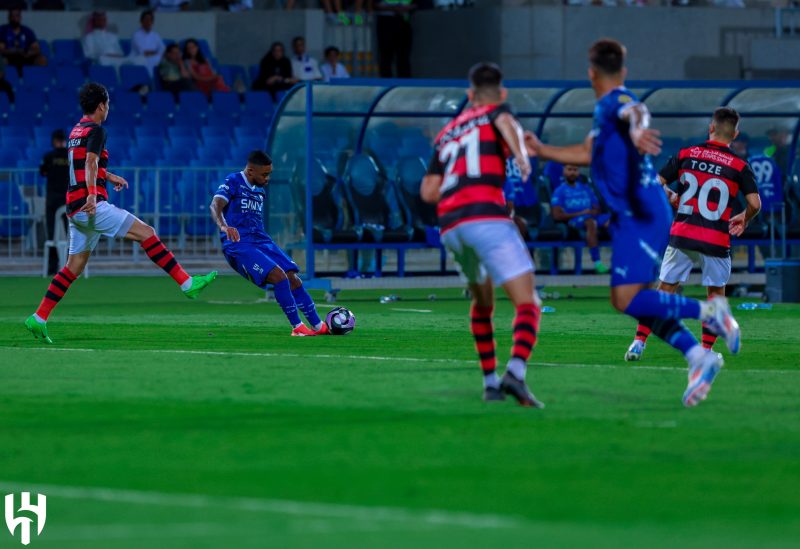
[736,302,773,311]
[542,306,556,314]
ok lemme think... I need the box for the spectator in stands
[375,0,414,78]
[253,41,296,100]
[131,9,165,75]
[0,9,46,76]
[320,46,350,81]
[40,129,69,276]
[82,11,149,70]
[290,36,322,81]
[551,164,610,273]
[0,54,13,103]
[158,43,194,98]
[765,127,790,176]
[182,38,229,98]
[731,132,749,159]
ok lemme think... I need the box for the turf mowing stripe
[0,481,520,530]
[4,346,798,375]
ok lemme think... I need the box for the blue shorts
[609,215,670,287]
[223,238,299,288]
[568,213,612,230]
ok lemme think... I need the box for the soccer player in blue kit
[524,39,741,407]
[209,151,329,336]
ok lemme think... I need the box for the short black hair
[140,9,154,22]
[468,62,503,95]
[79,82,109,115]
[589,38,626,76]
[712,107,740,139]
[324,46,340,57]
[247,150,272,166]
[51,129,66,142]
[166,43,180,54]
[292,36,304,46]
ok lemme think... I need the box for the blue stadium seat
[146,92,176,116]
[178,91,209,112]
[53,66,85,92]
[0,181,29,237]
[104,114,137,135]
[205,111,238,128]
[217,65,247,89]
[233,126,265,143]
[51,39,85,66]
[119,65,151,91]
[21,66,54,92]
[7,111,40,127]
[211,91,240,115]
[169,136,200,150]
[0,148,23,167]
[88,65,119,91]
[119,39,131,56]
[139,176,182,236]
[248,65,259,84]
[238,114,271,132]
[200,136,230,151]
[168,126,198,140]
[2,136,30,151]
[33,126,54,146]
[115,92,144,116]
[48,90,79,116]
[2,68,19,89]
[173,110,205,127]
[243,92,273,115]
[38,40,51,60]
[0,126,31,141]
[181,178,217,235]
[200,125,232,141]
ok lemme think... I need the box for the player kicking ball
[625,108,761,362]
[25,83,217,344]
[524,40,741,407]
[209,151,328,336]
[422,63,543,407]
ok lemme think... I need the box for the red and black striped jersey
[660,140,758,258]
[67,117,109,216]
[427,103,512,233]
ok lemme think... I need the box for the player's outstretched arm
[494,113,531,182]
[106,171,129,192]
[209,196,240,242]
[420,174,443,204]
[524,131,592,167]
[620,103,662,156]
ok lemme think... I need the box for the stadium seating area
[0,38,276,170]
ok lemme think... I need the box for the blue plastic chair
[21,66,54,92]
[53,66,86,92]
[211,92,240,115]
[119,39,131,56]
[169,136,200,150]
[88,65,119,91]
[0,126,32,141]
[146,92,176,116]
[217,65,248,89]
[115,92,144,116]
[173,110,205,128]
[168,126,198,140]
[178,91,209,112]
[51,39,85,66]
[243,91,273,115]
[2,68,19,89]
[0,181,29,237]
[205,111,238,128]
[48,90,79,116]
[119,65,151,91]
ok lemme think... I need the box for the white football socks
[685,344,706,366]
[506,358,526,381]
[180,278,193,292]
[483,371,500,389]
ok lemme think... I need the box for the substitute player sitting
[626,107,761,361]
[209,151,328,336]
[551,163,610,273]
[422,62,543,407]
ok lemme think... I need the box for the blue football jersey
[213,171,269,243]
[503,156,538,207]
[590,87,660,218]
[748,154,782,212]
[551,182,598,215]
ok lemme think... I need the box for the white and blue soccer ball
[326,307,356,335]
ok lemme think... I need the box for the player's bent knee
[266,267,288,284]
[287,271,303,290]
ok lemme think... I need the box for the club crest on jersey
[689,147,703,158]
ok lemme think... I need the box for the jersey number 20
[677,172,730,222]
[439,128,481,193]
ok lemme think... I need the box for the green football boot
[25,315,53,344]
[183,271,218,300]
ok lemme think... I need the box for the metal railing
[0,167,231,274]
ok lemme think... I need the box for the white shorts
[659,245,731,287]
[68,200,137,255]
[441,219,534,287]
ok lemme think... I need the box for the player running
[421,63,543,407]
[209,151,328,336]
[625,108,761,361]
[524,40,741,407]
[25,83,217,344]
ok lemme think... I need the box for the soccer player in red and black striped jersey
[421,63,544,407]
[24,82,217,344]
[625,107,761,361]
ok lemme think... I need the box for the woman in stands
[182,38,229,98]
[252,41,296,101]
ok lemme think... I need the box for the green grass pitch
[0,275,798,548]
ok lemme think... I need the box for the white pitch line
[2,346,798,375]
[0,481,520,530]
[391,308,433,313]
